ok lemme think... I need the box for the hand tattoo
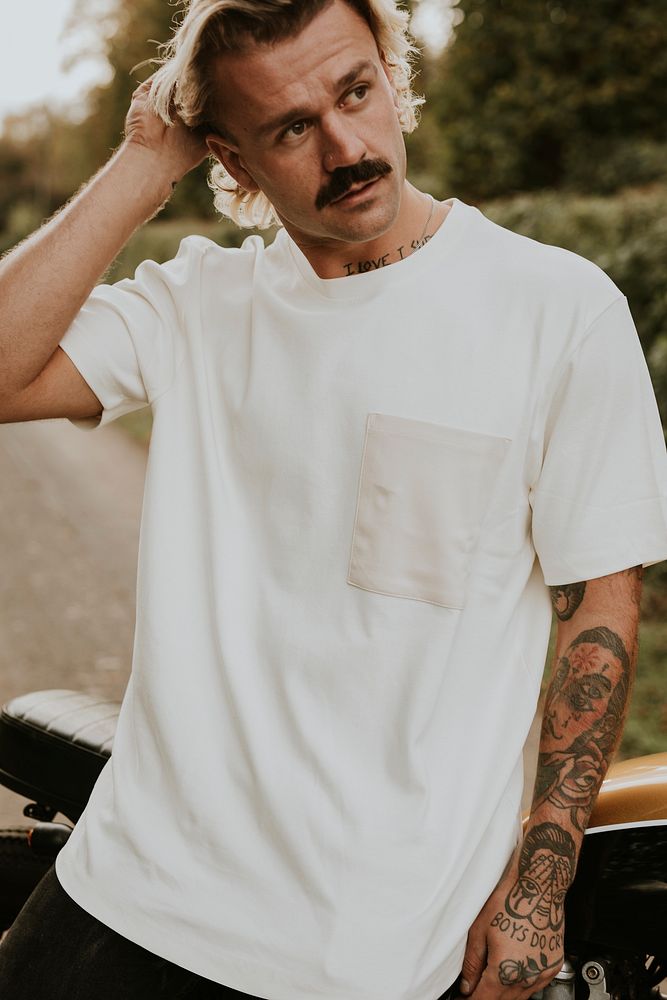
[498,952,563,987]
[488,824,572,988]
[505,823,575,929]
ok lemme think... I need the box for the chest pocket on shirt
[347,412,511,610]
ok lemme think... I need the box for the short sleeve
[58,236,203,431]
[530,294,667,585]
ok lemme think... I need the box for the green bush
[480,183,667,386]
[621,620,667,758]
[562,138,667,195]
[433,0,667,202]
[481,184,667,620]
[106,216,258,283]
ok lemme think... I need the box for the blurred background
[1,0,666,770]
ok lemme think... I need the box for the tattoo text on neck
[342,232,433,276]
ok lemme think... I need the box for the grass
[623,618,667,758]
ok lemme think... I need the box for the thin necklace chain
[417,193,436,246]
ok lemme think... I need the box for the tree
[66,0,215,217]
[0,108,98,254]
[432,0,667,201]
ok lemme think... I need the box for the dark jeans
[0,865,459,999]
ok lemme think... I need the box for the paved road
[0,417,146,826]
[0,416,542,829]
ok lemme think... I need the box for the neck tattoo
[341,193,437,277]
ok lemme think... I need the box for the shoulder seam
[550,293,627,389]
[528,294,629,494]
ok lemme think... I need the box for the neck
[284,183,448,280]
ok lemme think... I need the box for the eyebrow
[256,59,378,138]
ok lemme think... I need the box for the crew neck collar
[279,197,472,300]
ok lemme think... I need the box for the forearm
[0,142,173,397]
[507,570,641,955]
[530,569,640,834]
[462,568,642,996]
[0,73,209,400]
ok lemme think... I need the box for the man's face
[207,0,407,246]
[507,846,570,930]
[545,640,624,743]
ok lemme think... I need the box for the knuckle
[461,954,481,976]
[536,969,560,990]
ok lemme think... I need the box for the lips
[315,158,393,210]
[330,176,380,204]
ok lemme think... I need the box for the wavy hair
[149,0,423,229]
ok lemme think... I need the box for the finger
[460,932,487,996]
[465,969,486,1000]
[466,965,504,1000]
[131,76,155,99]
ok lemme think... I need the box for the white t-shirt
[55,196,667,1000]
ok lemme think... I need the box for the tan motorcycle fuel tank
[535,752,667,958]
[522,751,667,828]
[587,750,667,828]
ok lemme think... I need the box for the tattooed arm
[459,566,642,999]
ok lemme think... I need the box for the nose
[321,113,367,172]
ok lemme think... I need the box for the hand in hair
[123,75,210,188]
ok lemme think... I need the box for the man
[0,1,666,998]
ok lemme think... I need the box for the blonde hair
[149,0,423,229]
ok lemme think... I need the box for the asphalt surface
[0,417,146,827]
[0,416,542,830]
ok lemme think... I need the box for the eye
[518,877,541,899]
[570,673,612,711]
[280,119,311,142]
[345,84,369,105]
[580,679,602,698]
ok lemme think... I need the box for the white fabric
[54,197,667,1000]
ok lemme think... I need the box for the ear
[205,134,260,193]
[378,51,400,113]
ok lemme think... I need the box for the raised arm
[0,79,209,424]
[459,566,642,999]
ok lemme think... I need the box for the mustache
[315,159,393,210]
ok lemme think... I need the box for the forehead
[212,0,380,133]
[570,641,621,670]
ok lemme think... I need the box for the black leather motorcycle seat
[0,689,120,822]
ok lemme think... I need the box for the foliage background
[2,0,666,757]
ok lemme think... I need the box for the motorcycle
[0,688,665,999]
